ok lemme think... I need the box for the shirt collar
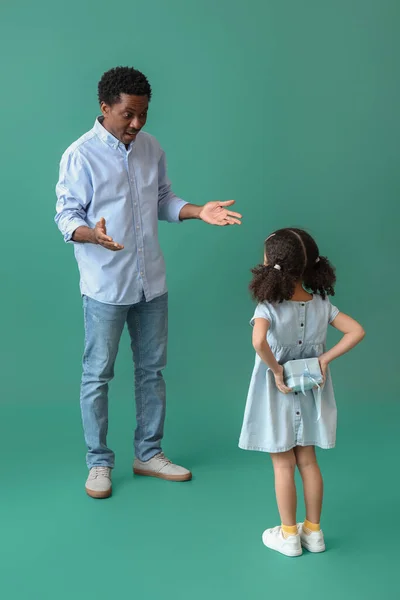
[93,116,122,150]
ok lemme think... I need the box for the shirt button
[299,340,302,345]
[301,303,305,306]
[296,411,300,416]
[301,323,304,327]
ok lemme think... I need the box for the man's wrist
[194,205,202,219]
[179,203,203,221]
[72,226,98,244]
[90,228,98,244]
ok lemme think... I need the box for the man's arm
[157,150,241,226]
[71,220,124,250]
[178,204,202,220]
[55,151,93,242]
[71,226,97,244]
[179,201,241,225]
[55,151,123,251]
[157,150,188,223]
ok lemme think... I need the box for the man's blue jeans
[80,293,168,468]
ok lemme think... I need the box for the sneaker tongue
[157,453,171,464]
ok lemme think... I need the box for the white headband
[266,233,321,267]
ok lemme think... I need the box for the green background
[0,0,398,598]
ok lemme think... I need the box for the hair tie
[315,257,320,263]
[273,264,281,271]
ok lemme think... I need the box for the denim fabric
[80,292,168,468]
[239,295,339,453]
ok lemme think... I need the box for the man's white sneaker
[262,526,302,557]
[297,523,326,553]
[133,453,192,482]
[85,467,112,499]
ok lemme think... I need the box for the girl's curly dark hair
[249,228,336,303]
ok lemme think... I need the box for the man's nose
[130,117,141,130]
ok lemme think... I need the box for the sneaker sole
[133,468,192,482]
[85,486,112,499]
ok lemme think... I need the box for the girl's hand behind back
[252,318,292,394]
[273,365,292,394]
[319,312,365,375]
[318,357,329,384]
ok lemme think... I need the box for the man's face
[101,93,149,145]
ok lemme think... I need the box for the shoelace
[89,467,111,480]
[155,452,172,466]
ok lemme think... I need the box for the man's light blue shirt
[55,118,187,305]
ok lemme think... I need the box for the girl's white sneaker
[297,523,326,553]
[262,526,302,557]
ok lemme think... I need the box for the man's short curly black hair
[98,66,152,106]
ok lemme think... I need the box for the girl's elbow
[358,326,366,341]
[253,340,265,353]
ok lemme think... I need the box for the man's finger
[100,240,124,251]
[225,217,241,225]
[219,200,235,207]
[97,232,113,242]
[226,210,242,219]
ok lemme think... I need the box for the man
[55,66,241,499]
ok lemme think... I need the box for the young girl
[239,228,365,557]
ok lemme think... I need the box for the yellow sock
[282,524,298,538]
[303,519,320,534]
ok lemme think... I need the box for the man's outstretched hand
[94,218,124,251]
[199,200,242,226]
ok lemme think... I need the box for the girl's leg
[294,445,323,526]
[270,450,297,528]
[263,451,302,556]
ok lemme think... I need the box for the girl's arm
[319,312,365,378]
[252,318,292,394]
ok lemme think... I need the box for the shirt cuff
[170,198,189,223]
[63,218,88,243]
